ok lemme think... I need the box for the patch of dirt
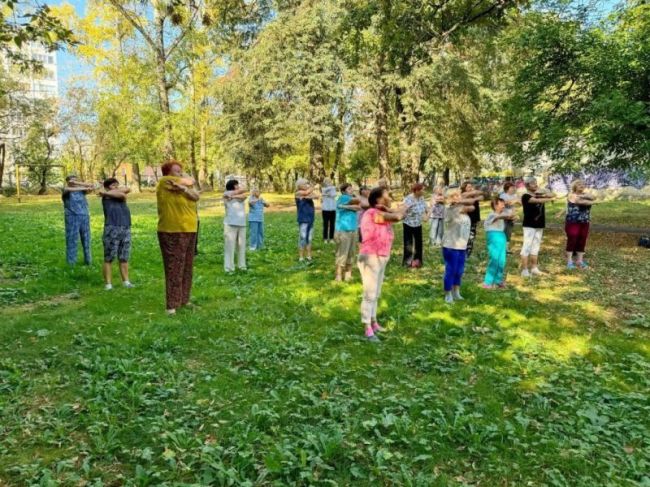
[3,292,81,314]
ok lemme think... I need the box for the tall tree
[500,2,650,171]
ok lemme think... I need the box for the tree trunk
[38,168,48,195]
[0,143,5,188]
[375,87,390,180]
[189,133,199,182]
[309,137,325,183]
[199,121,210,189]
[155,15,175,160]
[443,167,450,186]
[133,162,142,192]
[333,137,344,183]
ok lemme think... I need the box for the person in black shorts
[99,178,134,290]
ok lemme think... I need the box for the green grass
[1,194,649,486]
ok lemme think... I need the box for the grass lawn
[1,194,649,486]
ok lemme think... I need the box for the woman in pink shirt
[358,187,407,342]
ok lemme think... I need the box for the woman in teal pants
[483,198,516,289]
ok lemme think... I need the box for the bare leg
[119,261,129,282]
[530,255,539,269]
[520,255,529,271]
[103,262,112,285]
[306,244,312,259]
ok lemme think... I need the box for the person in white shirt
[223,179,248,273]
[321,178,337,244]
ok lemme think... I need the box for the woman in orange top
[156,161,200,314]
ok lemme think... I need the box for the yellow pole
[16,165,21,203]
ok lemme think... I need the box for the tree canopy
[2,0,649,192]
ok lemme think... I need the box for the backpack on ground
[639,236,650,249]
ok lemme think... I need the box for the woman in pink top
[358,187,407,342]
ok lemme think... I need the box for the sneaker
[481,283,494,289]
[166,309,176,315]
[445,293,454,304]
[578,261,589,269]
[531,267,544,276]
[344,271,353,281]
[411,259,421,268]
[335,274,343,282]
[567,262,576,270]
[104,283,113,291]
[123,281,134,288]
[453,292,464,301]
[299,257,304,262]
[249,247,256,251]
[521,269,531,278]
[372,322,386,333]
[497,282,507,289]
[365,327,379,342]
[306,257,313,262]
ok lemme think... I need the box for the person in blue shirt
[295,178,319,262]
[62,174,94,265]
[248,188,269,251]
[334,183,362,281]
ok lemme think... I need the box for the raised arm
[461,189,483,199]
[569,194,596,206]
[459,196,481,205]
[99,189,129,200]
[168,180,200,202]
[459,204,478,214]
[528,196,555,203]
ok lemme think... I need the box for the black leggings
[403,224,423,265]
[466,222,478,258]
[322,210,336,240]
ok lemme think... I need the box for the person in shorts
[520,177,556,277]
[295,178,319,262]
[99,178,133,290]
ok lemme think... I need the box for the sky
[49,0,622,97]
[48,0,90,96]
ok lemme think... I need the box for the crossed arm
[167,179,200,202]
[296,189,319,199]
[99,187,131,200]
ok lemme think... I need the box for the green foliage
[500,3,650,171]
[0,0,75,70]
[0,195,649,484]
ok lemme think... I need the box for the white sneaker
[104,283,113,291]
[531,267,544,276]
[521,269,531,278]
[123,281,134,288]
[249,247,256,251]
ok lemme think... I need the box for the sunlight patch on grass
[416,309,459,326]
[506,326,590,360]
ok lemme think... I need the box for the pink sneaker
[372,322,386,333]
[481,283,494,289]
[365,326,379,342]
[497,282,507,289]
